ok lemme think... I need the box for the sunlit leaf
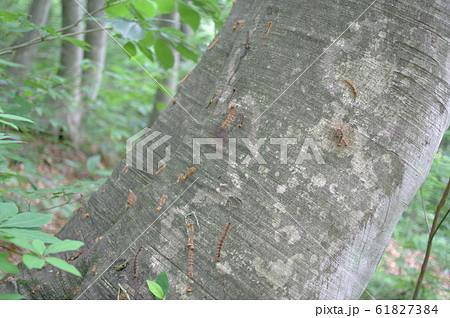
[44,257,81,277]
[133,0,156,18]
[0,213,52,228]
[153,0,175,14]
[22,254,45,269]
[44,240,84,255]
[146,280,164,299]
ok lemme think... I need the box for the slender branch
[430,207,449,241]
[420,188,430,233]
[0,27,112,55]
[0,0,129,56]
[413,178,450,299]
[58,0,130,33]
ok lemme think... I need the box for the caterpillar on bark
[216,223,231,262]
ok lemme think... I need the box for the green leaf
[0,11,18,22]
[0,114,34,123]
[1,237,35,253]
[62,37,91,51]
[154,39,174,69]
[0,228,60,243]
[22,254,45,269]
[137,43,153,61]
[153,0,175,14]
[44,240,84,255]
[44,257,81,277]
[123,42,137,57]
[0,202,18,222]
[133,0,156,18]
[112,20,145,41]
[146,280,164,299]
[178,2,200,31]
[139,32,154,46]
[0,256,20,274]
[155,270,169,297]
[31,240,46,255]
[176,43,198,62]
[0,119,18,130]
[105,2,132,18]
[0,213,52,228]
[0,294,25,300]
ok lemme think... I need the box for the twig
[0,0,128,56]
[413,178,450,299]
[430,207,449,241]
[420,188,430,234]
[0,27,112,55]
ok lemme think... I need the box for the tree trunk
[82,0,107,103]
[148,11,181,127]
[2,0,449,299]
[57,0,83,145]
[8,0,52,78]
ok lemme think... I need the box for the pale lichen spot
[273,202,287,214]
[329,183,338,194]
[216,262,232,275]
[279,225,301,244]
[311,173,326,188]
[253,255,303,289]
[277,184,287,194]
[309,254,318,264]
[288,176,299,188]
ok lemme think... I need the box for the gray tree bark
[57,0,83,145]
[1,0,449,299]
[148,11,181,127]
[8,0,52,77]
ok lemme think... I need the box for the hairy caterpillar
[155,164,166,175]
[233,20,245,30]
[264,21,273,38]
[221,105,236,129]
[183,167,197,180]
[133,247,143,279]
[208,35,221,51]
[156,195,168,211]
[216,223,231,262]
[126,189,137,210]
[31,285,40,294]
[207,89,222,108]
[187,222,195,280]
[343,78,357,98]
[179,69,193,84]
[236,112,244,128]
